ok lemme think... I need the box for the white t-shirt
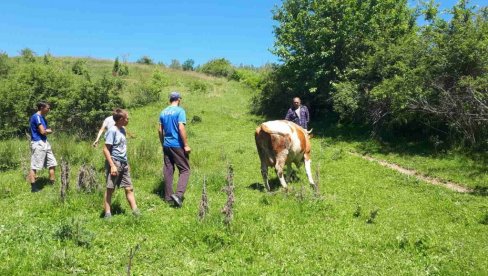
[295,106,301,119]
[103,116,116,130]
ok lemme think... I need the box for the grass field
[0,60,487,275]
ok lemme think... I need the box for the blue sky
[0,0,485,67]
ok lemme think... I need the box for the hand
[46,128,53,134]
[184,146,191,154]
[110,165,118,176]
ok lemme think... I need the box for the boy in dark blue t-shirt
[28,102,58,192]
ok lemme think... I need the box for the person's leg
[104,188,114,215]
[48,167,55,183]
[120,163,138,213]
[163,147,176,201]
[30,141,45,192]
[45,145,57,182]
[124,188,138,210]
[172,147,191,199]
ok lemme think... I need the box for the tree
[182,59,195,71]
[199,58,234,78]
[136,56,154,65]
[112,57,120,76]
[169,59,182,70]
[19,48,36,63]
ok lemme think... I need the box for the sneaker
[31,184,40,193]
[132,208,141,217]
[170,194,183,208]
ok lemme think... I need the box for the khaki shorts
[30,141,58,170]
[105,159,133,189]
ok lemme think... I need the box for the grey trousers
[163,147,190,201]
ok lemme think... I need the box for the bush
[199,58,235,78]
[136,56,154,65]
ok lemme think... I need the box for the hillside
[0,58,487,274]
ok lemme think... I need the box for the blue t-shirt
[105,126,127,162]
[30,113,48,142]
[160,106,186,148]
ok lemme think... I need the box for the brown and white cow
[255,120,314,191]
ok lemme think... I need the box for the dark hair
[37,101,49,111]
[112,108,127,122]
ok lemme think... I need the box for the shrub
[199,58,235,78]
[136,56,154,65]
[182,59,195,71]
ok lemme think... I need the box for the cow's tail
[255,126,275,165]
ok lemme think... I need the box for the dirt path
[349,152,473,193]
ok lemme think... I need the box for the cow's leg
[275,151,288,190]
[304,158,315,185]
[261,161,270,192]
[285,163,292,183]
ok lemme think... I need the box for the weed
[198,176,209,221]
[366,208,379,224]
[53,218,94,248]
[77,164,100,192]
[353,204,361,218]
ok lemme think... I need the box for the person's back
[30,113,48,142]
[160,105,186,148]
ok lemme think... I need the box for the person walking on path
[102,108,139,219]
[158,91,191,208]
[285,97,310,130]
[28,102,58,192]
[92,114,116,147]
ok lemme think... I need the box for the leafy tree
[199,58,234,78]
[0,52,10,77]
[19,48,36,63]
[72,59,88,76]
[182,59,195,71]
[112,57,120,76]
[136,56,154,65]
[169,59,182,70]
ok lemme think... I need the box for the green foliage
[182,59,195,71]
[169,59,182,70]
[71,59,88,76]
[53,218,94,248]
[136,56,154,65]
[231,68,265,90]
[259,0,488,149]
[199,58,235,78]
[112,57,120,76]
[0,52,11,77]
[19,48,36,63]
[130,69,168,107]
[0,57,123,139]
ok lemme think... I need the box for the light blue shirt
[160,106,186,148]
[105,126,127,162]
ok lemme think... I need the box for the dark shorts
[105,158,132,189]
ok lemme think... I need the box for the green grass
[0,62,487,274]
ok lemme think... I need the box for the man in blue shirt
[158,91,191,207]
[28,102,58,192]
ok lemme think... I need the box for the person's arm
[285,108,293,121]
[158,124,164,148]
[103,144,118,176]
[305,106,310,123]
[37,124,52,135]
[92,121,108,147]
[178,123,191,153]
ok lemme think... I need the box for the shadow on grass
[98,201,126,218]
[152,179,166,199]
[248,178,282,192]
[471,186,488,197]
[33,178,55,191]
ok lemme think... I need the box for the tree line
[254,0,488,150]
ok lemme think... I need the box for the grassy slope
[0,59,487,275]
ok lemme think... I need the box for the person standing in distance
[92,113,116,147]
[158,91,191,208]
[28,101,58,192]
[285,97,310,130]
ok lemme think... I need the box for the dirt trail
[349,152,473,193]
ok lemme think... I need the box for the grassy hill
[0,58,487,274]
